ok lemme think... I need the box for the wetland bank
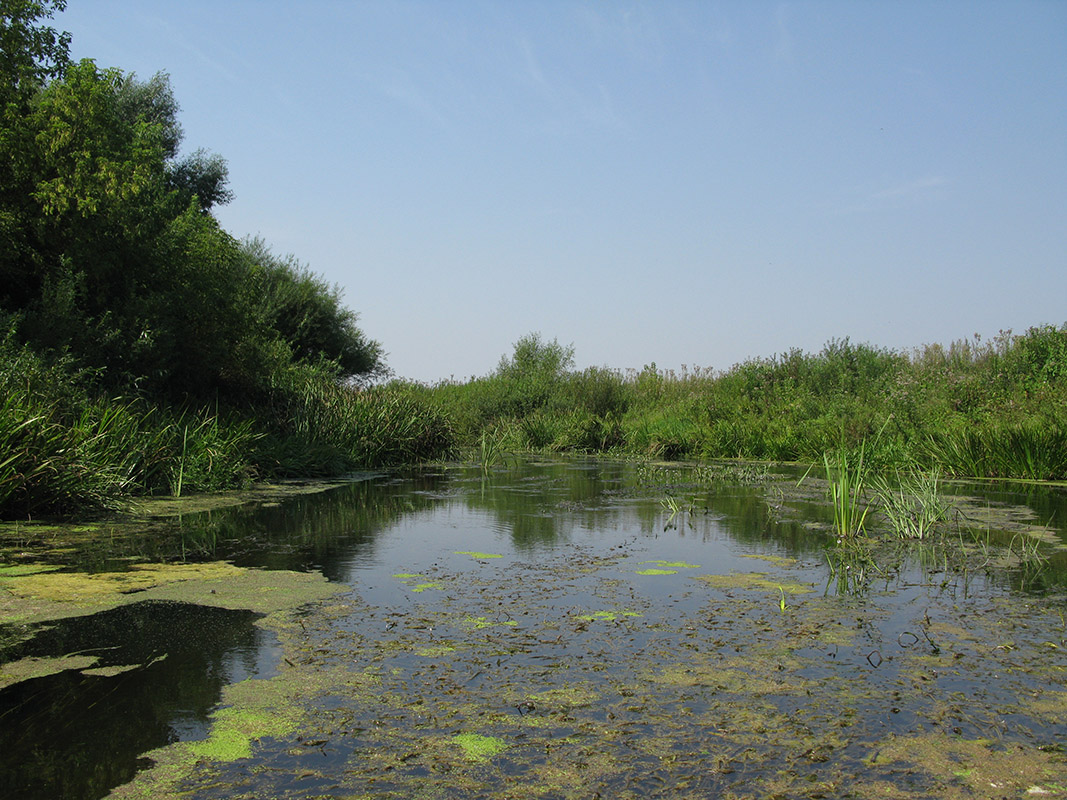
[2,458,1066,799]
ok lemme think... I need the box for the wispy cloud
[513,35,627,137]
[872,175,948,200]
[382,68,453,130]
[774,4,794,64]
[519,36,553,100]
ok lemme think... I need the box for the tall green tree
[0,0,69,105]
[0,0,70,313]
[1,8,385,400]
[241,238,384,381]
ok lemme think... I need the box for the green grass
[428,325,1067,482]
[872,467,947,540]
[0,345,453,518]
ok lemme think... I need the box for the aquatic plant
[820,444,871,539]
[257,374,454,476]
[872,467,947,540]
[477,426,512,475]
[927,423,1067,481]
[0,373,259,517]
[452,732,507,762]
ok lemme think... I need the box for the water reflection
[0,601,276,800]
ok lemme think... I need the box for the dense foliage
[0,2,451,517]
[2,4,1063,517]
[428,327,1067,481]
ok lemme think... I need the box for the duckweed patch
[464,616,517,629]
[2,561,244,604]
[0,561,343,627]
[575,609,642,622]
[639,559,700,569]
[188,695,299,763]
[452,732,507,761]
[80,663,141,678]
[739,553,799,567]
[0,563,61,577]
[695,571,815,595]
[0,654,98,689]
[392,573,445,593]
[454,551,503,559]
[415,644,457,657]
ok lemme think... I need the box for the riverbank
[423,327,1067,480]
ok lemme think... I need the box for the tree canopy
[0,1,383,399]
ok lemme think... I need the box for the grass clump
[872,467,947,540]
[0,333,453,518]
[822,445,871,540]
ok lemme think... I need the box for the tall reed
[822,444,871,539]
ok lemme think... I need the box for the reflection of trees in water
[456,459,832,556]
[460,460,638,550]
[195,476,447,580]
[0,601,267,800]
[1,472,450,576]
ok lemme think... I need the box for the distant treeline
[421,327,1067,481]
[0,2,450,517]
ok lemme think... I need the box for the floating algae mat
[1,459,1066,799]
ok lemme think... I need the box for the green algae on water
[739,553,799,567]
[640,560,701,569]
[416,644,457,657]
[392,573,445,593]
[188,701,298,762]
[575,609,642,622]
[81,663,143,678]
[0,654,98,689]
[636,559,700,575]
[464,615,517,629]
[694,571,814,595]
[0,564,62,577]
[454,551,503,559]
[1,561,343,631]
[452,732,507,762]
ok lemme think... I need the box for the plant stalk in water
[823,444,870,539]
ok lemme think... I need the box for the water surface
[2,459,1065,799]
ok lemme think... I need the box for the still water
[2,458,1065,799]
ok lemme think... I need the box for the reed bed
[429,326,1067,481]
[0,345,452,517]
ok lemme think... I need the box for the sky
[55,1,1067,382]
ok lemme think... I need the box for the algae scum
[2,461,1066,799]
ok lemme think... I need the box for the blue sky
[57,1,1066,382]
